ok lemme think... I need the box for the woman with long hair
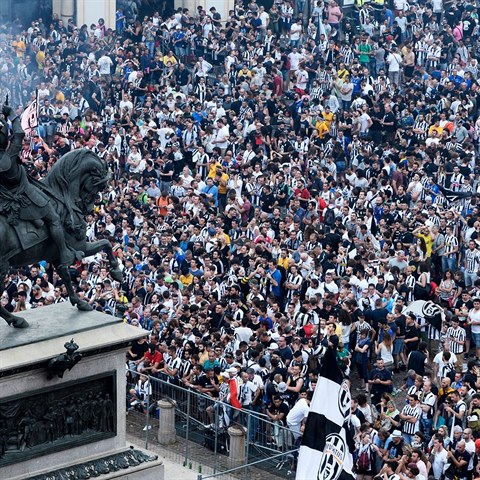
[376,331,394,370]
[338,308,352,351]
[354,431,376,480]
[436,269,455,307]
[414,262,431,300]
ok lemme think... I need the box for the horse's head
[44,149,109,214]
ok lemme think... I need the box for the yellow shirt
[417,233,433,258]
[180,272,194,286]
[337,68,350,80]
[163,55,177,66]
[217,172,229,194]
[36,50,45,71]
[12,39,26,57]
[322,110,334,129]
[277,257,289,269]
[428,125,443,137]
[216,232,231,246]
[207,162,224,179]
[316,120,330,139]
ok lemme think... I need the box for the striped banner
[296,348,355,480]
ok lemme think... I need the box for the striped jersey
[443,234,458,257]
[400,403,421,435]
[465,248,480,274]
[446,326,466,354]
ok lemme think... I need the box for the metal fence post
[244,411,250,480]
[145,376,151,450]
[185,387,191,467]
[213,403,219,474]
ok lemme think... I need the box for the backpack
[324,208,335,227]
[468,407,480,432]
[356,448,371,473]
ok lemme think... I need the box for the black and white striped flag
[296,348,355,480]
[436,183,476,204]
[20,90,39,136]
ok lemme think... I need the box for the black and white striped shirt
[294,310,312,328]
[355,321,372,342]
[444,234,458,257]
[400,403,421,435]
[413,119,428,140]
[286,273,303,300]
[450,173,464,192]
[446,325,466,354]
[465,248,480,274]
[420,391,436,419]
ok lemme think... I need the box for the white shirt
[98,55,113,74]
[296,69,309,90]
[470,307,480,334]
[214,124,229,149]
[234,326,253,346]
[387,52,402,72]
[290,23,302,41]
[430,448,448,480]
[259,11,269,28]
[286,398,310,426]
[288,51,303,71]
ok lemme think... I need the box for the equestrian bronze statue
[0,103,122,328]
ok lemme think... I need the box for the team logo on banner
[317,433,346,480]
[422,301,442,319]
[338,380,351,419]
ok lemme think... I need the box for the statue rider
[0,104,82,267]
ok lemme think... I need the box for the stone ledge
[21,445,164,480]
[0,304,147,374]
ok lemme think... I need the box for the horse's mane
[41,149,107,229]
[43,149,105,195]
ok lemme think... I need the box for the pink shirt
[453,25,463,41]
[328,6,342,24]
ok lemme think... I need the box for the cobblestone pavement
[127,410,294,480]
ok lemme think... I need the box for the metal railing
[126,369,299,479]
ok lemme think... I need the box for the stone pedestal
[157,399,176,445]
[227,426,246,468]
[52,0,116,32]
[176,0,235,25]
[0,303,164,480]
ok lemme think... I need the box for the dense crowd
[1,0,480,478]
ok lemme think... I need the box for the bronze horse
[0,149,122,328]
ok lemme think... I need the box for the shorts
[393,338,404,355]
[472,332,480,347]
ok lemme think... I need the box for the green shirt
[358,43,372,64]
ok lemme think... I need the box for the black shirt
[405,324,419,351]
[407,350,427,376]
[128,339,149,360]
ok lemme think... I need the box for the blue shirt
[269,268,283,298]
[203,184,218,207]
[384,9,394,26]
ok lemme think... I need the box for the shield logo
[422,301,442,319]
[338,380,351,420]
[317,433,346,480]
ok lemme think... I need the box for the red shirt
[144,350,163,366]
[294,187,311,200]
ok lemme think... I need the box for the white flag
[21,93,39,135]
[295,348,355,480]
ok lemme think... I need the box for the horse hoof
[74,250,85,261]
[75,301,93,312]
[110,268,123,282]
[11,317,29,328]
